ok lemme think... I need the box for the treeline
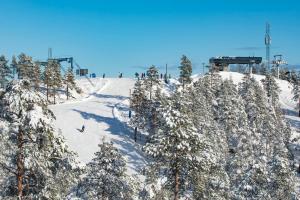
[0,53,78,103]
[0,54,297,199]
[130,55,297,199]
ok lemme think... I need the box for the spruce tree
[238,74,296,199]
[52,60,62,104]
[0,55,12,88]
[261,73,280,107]
[178,55,192,87]
[292,71,300,117]
[144,88,204,200]
[189,80,230,199]
[11,55,18,79]
[0,80,80,199]
[145,65,159,100]
[130,80,149,131]
[64,67,76,100]
[77,140,135,199]
[17,53,35,81]
[32,62,41,91]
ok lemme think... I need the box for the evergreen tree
[189,80,230,199]
[145,65,160,100]
[238,74,296,199]
[178,55,192,87]
[43,61,53,102]
[261,73,280,107]
[32,62,41,91]
[0,55,12,88]
[292,71,300,116]
[11,55,18,79]
[0,80,80,199]
[130,80,149,131]
[43,60,62,104]
[52,60,62,104]
[64,67,76,100]
[77,140,135,199]
[17,53,35,81]
[144,88,205,200]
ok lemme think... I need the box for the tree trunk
[174,165,179,200]
[66,85,69,100]
[46,83,49,102]
[150,80,152,100]
[17,128,24,199]
[53,87,56,104]
[299,98,300,117]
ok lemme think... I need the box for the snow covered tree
[0,80,80,199]
[77,139,135,199]
[145,65,160,100]
[238,74,296,199]
[43,62,53,102]
[130,80,149,131]
[52,60,62,104]
[0,55,12,88]
[32,62,41,91]
[16,53,35,81]
[292,71,300,117]
[178,55,192,87]
[188,80,230,199]
[144,88,207,200]
[261,73,280,107]
[43,60,62,104]
[64,67,76,100]
[11,55,17,79]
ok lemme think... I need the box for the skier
[81,125,85,132]
[103,73,105,78]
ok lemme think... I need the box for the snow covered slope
[50,72,300,184]
[50,78,147,176]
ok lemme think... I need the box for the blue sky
[0,0,299,77]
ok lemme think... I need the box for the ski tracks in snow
[50,78,147,176]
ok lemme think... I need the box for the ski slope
[50,78,147,176]
[49,72,300,189]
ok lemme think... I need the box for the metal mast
[265,23,271,70]
[48,48,52,59]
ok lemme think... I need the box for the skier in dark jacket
[81,125,85,132]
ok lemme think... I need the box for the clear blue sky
[0,0,299,77]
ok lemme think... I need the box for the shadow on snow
[72,108,147,173]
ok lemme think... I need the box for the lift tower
[265,23,271,71]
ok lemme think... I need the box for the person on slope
[81,125,85,132]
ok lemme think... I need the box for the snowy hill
[50,77,147,176]
[49,72,300,194]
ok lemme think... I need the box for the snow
[218,71,300,192]
[50,77,147,176]
[49,72,300,193]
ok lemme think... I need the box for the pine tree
[17,53,35,81]
[144,88,205,200]
[261,73,280,107]
[0,80,80,199]
[64,67,76,100]
[178,55,192,88]
[130,80,149,131]
[77,140,135,199]
[238,74,296,199]
[11,55,18,79]
[292,71,300,117]
[189,80,230,199]
[43,62,53,102]
[145,65,160,100]
[43,60,62,104]
[32,62,41,91]
[52,60,62,104]
[0,55,12,88]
